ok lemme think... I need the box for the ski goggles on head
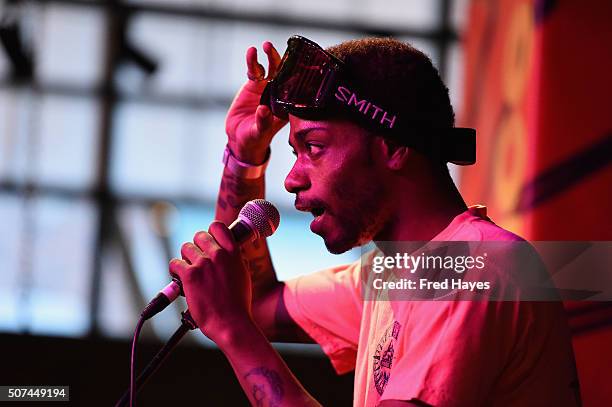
[260,35,477,165]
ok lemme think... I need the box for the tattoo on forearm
[219,173,263,212]
[252,238,261,250]
[248,255,272,278]
[218,196,228,210]
[245,367,284,407]
[217,170,275,288]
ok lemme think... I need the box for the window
[0,0,464,340]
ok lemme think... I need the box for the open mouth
[311,207,325,218]
[295,199,327,219]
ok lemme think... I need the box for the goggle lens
[267,37,340,118]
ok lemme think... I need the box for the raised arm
[216,42,284,297]
[215,42,312,343]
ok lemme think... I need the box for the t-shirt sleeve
[283,260,364,374]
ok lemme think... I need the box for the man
[169,37,580,406]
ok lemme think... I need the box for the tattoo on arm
[245,367,284,407]
[217,169,275,291]
[248,255,272,279]
[219,174,263,212]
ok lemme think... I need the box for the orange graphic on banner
[459,0,611,241]
[460,0,535,237]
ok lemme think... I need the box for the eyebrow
[288,126,328,148]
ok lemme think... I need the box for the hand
[169,221,253,344]
[225,41,288,165]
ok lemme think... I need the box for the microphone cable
[130,315,146,407]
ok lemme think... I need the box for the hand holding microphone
[141,200,280,323]
[168,199,279,342]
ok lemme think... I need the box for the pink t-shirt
[283,206,580,406]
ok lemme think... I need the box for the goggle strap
[443,128,476,165]
[391,127,476,166]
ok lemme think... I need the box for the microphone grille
[239,199,280,238]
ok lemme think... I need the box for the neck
[376,174,467,243]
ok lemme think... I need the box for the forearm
[215,167,276,297]
[217,318,321,407]
[215,159,310,344]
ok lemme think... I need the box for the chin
[317,214,377,254]
[321,231,362,255]
[324,241,352,255]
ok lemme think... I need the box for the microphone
[140,199,280,320]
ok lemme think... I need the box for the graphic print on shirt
[373,321,402,395]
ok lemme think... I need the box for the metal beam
[0,80,232,110]
[27,0,458,42]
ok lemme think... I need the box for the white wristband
[222,145,270,179]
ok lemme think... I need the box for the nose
[284,160,310,194]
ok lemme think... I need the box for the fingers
[208,220,238,254]
[255,105,274,135]
[169,258,188,280]
[182,228,233,266]
[255,105,288,140]
[171,224,237,283]
[263,41,282,80]
[193,230,220,253]
[181,242,202,264]
[246,46,265,82]
[246,42,282,82]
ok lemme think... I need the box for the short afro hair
[326,38,455,132]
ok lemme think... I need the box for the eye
[306,142,323,155]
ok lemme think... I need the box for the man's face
[285,115,391,254]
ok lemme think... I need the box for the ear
[380,138,411,171]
